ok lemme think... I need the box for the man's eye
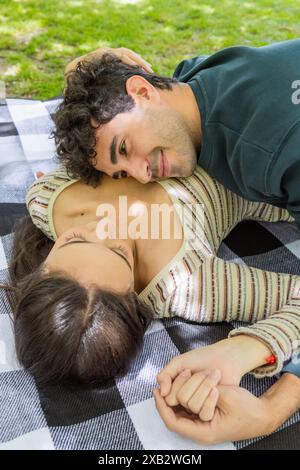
[120,141,127,156]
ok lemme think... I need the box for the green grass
[0,0,300,99]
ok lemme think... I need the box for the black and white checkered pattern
[0,97,300,450]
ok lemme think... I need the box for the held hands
[154,367,300,444]
[153,336,275,444]
[65,46,154,76]
[156,338,247,402]
[155,339,243,424]
[153,382,271,445]
[157,335,273,398]
[163,368,221,422]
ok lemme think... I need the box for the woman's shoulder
[25,164,80,213]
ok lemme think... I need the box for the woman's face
[44,220,135,293]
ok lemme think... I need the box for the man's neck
[161,82,202,152]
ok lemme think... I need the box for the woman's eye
[113,245,128,257]
[65,232,86,242]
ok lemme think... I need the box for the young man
[58,40,300,227]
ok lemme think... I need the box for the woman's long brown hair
[0,215,153,387]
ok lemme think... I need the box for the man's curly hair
[51,53,178,187]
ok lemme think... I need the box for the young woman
[2,163,300,391]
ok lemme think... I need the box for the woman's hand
[164,368,221,421]
[153,383,273,445]
[157,335,273,397]
[65,46,154,76]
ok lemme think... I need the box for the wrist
[223,335,273,376]
[255,395,277,435]
[260,373,300,433]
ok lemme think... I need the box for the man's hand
[153,373,300,445]
[154,384,272,445]
[64,47,153,76]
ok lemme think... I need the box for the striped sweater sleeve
[199,256,300,377]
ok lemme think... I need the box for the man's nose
[128,158,152,184]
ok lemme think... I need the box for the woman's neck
[53,174,184,293]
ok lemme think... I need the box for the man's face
[93,98,198,183]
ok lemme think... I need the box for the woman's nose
[81,220,99,232]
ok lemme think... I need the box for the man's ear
[125,75,160,103]
[35,171,45,179]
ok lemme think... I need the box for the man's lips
[159,149,170,178]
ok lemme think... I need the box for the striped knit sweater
[138,166,300,378]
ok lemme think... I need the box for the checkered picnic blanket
[0,97,300,450]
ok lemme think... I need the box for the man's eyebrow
[110,135,118,164]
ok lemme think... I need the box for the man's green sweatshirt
[173,39,300,229]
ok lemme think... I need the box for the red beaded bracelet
[266,354,277,365]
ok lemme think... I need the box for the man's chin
[179,167,196,178]
[179,157,198,178]
[154,160,197,180]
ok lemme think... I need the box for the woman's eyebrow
[57,240,132,271]
[58,240,91,250]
